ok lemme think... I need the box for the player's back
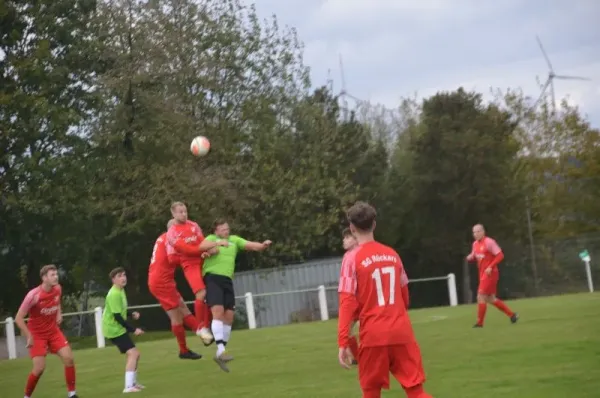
[353,241,415,347]
[148,233,175,284]
[20,285,62,335]
[166,220,203,257]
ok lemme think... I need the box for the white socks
[125,371,136,388]
[212,319,229,356]
[223,323,232,343]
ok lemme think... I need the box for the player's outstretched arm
[244,239,272,251]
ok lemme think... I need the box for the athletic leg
[358,345,389,398]
[55,343,77,397]
[24,354,46,398]
[389,343,431,398]
[182,262,212,343]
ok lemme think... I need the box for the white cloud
[249,0,600,126]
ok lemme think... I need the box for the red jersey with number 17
[339,241,414,347]
[18,285,62,338]
[148,233,176,286]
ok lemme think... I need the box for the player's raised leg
[181,263,213,345]
[205,273,235,372]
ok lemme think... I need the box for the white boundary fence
[2,273,457,360]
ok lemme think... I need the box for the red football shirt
[338,241,414,348]
[468,237,502,279]
[148,233,176,285]
[18,285,62,338]
[166,220,205,259]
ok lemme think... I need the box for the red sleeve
[398,256,410,309]
[167,225,203,257]
[173,239,202,256]
[401,285,409,309]
[338,293,358,348]
[337,250,358,348]
[486,238,504,268]
[18,289,38,315]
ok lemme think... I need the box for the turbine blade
[536,35,554,71]
[553,75,592,81]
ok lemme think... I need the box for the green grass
[2,293,600,397]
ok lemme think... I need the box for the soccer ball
[190,136,210,157]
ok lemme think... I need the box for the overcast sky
[248,0,600,127]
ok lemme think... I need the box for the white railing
[2,273,458,360]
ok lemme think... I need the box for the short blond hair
[171,201,186,211]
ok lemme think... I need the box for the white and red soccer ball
[190,136,210,157]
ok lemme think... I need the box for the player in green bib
[202,218,272,372]
[102,267,144,393]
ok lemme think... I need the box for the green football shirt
[202,234,248,278]
[102,285,128,339]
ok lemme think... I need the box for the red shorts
[29,330,69,358]
[358,343,426,391]
[149,282,183,311]
[181,259,205,293]
[478,276,498,295]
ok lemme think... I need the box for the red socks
[171,324,188,353]
[405,384,432,398]
[477,303,487,326]
[493,299,514,317]
[194,299,206,328]
[183,314,199,331]
[25,372,41,397]
[362,389,381,398]
[348,336,359,362]
[64,365,76,393]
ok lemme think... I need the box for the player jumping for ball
[102,267,145,393]
[166,202,229,346]
[340,228,360,365]
[202,218,272,372]
[150,219,218,358]
[466,224,518,328]
[338,202,433,398]
[15,264,78,398]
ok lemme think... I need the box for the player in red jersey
[15,265,78,398]
[338,202,432,398]
[166,201,228,345]
[466,224,518,328]
[340,228,360,365]
[149,220,206,359]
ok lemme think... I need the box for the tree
[0,0,102,312]
[385,89,525,305]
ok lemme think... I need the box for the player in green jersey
[102,267,145,393]
[202,218,272,372]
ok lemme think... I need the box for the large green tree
[0,0,101,312]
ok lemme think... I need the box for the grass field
[2,293,600,397]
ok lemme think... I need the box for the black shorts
[204,273,235,310]
[109,333,135,354]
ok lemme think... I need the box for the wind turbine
[533,35,591,113]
